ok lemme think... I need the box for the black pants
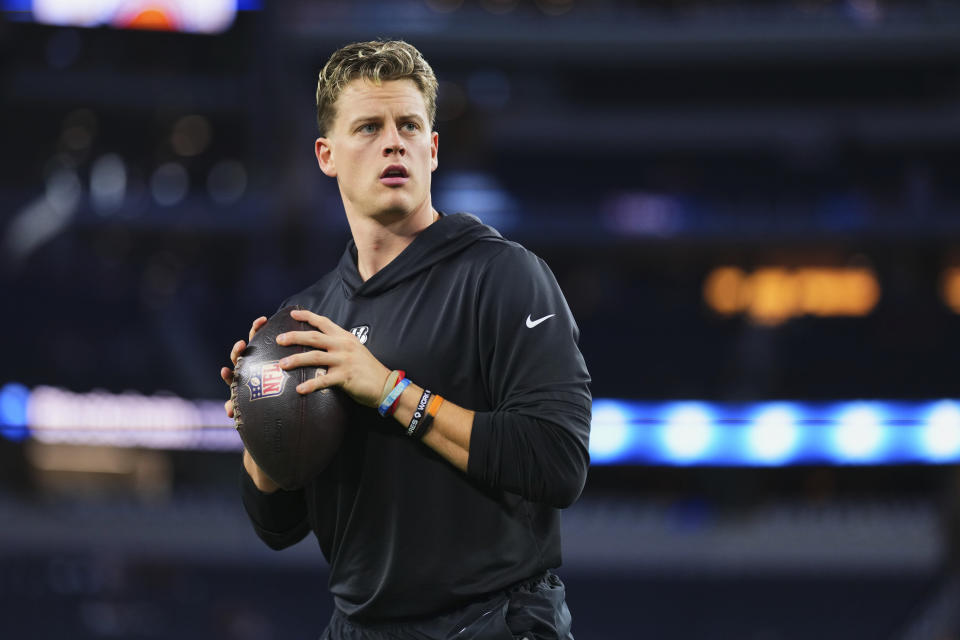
[319,571,574,640]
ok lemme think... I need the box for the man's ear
[430,131,439,172]
[315,137,337,177]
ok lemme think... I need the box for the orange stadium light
[703,266,745,315]
[940,267,960,314]
[31,0,236,34]
[119,7,179,31]
[704,266,881,325]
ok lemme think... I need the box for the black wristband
[416,408,437,440]
[406,389,432,438]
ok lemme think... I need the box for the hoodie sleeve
[467,245,592,509]
[239,463,311,550]
[236,300,313,551]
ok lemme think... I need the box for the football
[232,305,348,490]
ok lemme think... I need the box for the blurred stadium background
[3,0,960,637]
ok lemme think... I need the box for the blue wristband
[378,377,411,417]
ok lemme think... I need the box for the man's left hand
[276,308,391,408]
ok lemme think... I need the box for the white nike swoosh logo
[526,313,555,328]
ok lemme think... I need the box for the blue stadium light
[588,400,633,464]
[745,403,801,465]
[921,401,960,462]
[659,403,716,464]
[830,403,888,464]
[585,398,960,467]
[6,382,960,466]
[0,383,30,442]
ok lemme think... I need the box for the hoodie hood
[338,212,502,298]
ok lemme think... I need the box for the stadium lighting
[588,401,632,464]
[660,403,715,463]
[0,383,29,441]
[832,404,886,463]
[746,404,801,465]
[921,401,960,462]
[7,383,960,466]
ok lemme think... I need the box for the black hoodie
[240,213,592,621]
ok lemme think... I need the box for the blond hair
[315,40,438,136]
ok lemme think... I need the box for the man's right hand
[220,315,268,417]
[221,316,279,494]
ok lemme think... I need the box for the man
[220,40,591,640]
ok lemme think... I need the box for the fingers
[249,316,267,342]
[221,315,265,413]
[223,367,237,418]
[230,339,246,366]
[282,309,386,405]
[296,368,342,395]
[276,329,333,350]
[290,309,348,336]
[279,349,335,372]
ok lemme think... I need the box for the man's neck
[346,205,439,282]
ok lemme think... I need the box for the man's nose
[382,125,405,156]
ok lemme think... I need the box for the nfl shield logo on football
[248,361,287,400]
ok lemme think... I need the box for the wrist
[404,387,443,439]
[389,380,422,429]
[378,369,409,416]
[243,449,279,494]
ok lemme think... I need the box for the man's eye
[402,122,419,132]
[358,124,377,134]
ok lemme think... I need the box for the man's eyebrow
[347,115,381,128]
[345,113,426,130]
[398,113,425,123]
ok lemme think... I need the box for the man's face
[315,78,438,222]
